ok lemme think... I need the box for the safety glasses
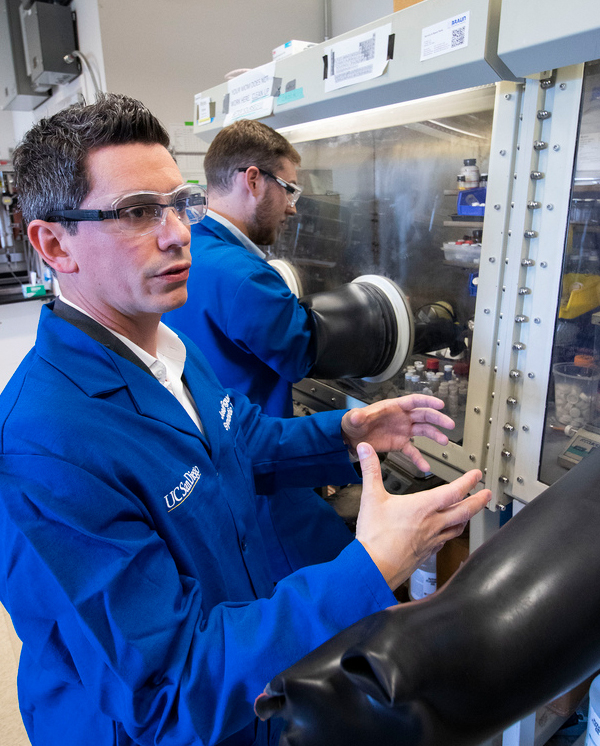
[237,167,303,207]
[44,184,208,237]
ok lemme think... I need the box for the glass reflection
[266,91,495,445]
[540,60,600,485]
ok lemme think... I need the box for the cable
[63,50,102,96]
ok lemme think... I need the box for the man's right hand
[355,442,491,590]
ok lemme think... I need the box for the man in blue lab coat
[0,94,490,746]
[164,120,355,579]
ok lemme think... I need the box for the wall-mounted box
[0,0,50,110]
[20,2,79,88]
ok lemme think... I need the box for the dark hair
[204,119,300,194]
[13,92,170,234]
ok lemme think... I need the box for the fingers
[398,394,446,411]
[426,469,484,512]
[356,442,384,494]
[400,441,431,473]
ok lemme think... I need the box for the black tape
[222,93,230,115]
[285,79,297,93]
[387,33,395,60]
[271,77,282,97]
[323,54,328,80]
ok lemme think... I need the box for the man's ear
[27,220,78,274]
[242,166,266,201]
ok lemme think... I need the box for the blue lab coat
[0,304,396,746]
[164,217,354,580]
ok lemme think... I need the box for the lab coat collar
[36,302,210,447]
[192,213,266,258]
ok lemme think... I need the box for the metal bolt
[507,396,518,406]
[504,93,512,99]
[522,425,530,432]
[534,317,541,324]
[553,145,560,152]
[560,83,567,90]
[517,476,524,484]
[527,201,541,209]
[540,261,548,268]
[540,78,553,89]
[474,407,481,414]
[442,452,448,460]
[546,204,554,210]
[533,140,548,150]
[489,256,496,263]
[509,369,521,379]
[310,387,316,393]
[497,503,507,512]
[537,110,551,120]
[515,315,529,323]
[503,423,515,432]
[489,418,493,424]
[518,287,532,295]
[531,171,545,180]
[469,454,476,462]
[499,475,509,484]
[501,449,512,460]
[528,372,536,379]
[494,204,501,211]
[500,149,506,156]
[508,230,512,236]
[479,358,486,365]
[524,230,538,238]
[512,342,526,351]
[484,308,490,314]
[521,258,535,266]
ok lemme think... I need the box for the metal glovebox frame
[192,0,600,520]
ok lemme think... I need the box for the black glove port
[300,276,413,382]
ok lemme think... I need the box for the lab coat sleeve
[225,267,315,382]
[228,389,360,494]
[1,455,394,746]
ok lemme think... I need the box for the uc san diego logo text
[219,394,234,430]
[164,465,201,511]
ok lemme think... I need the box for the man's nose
[157,207,190,246]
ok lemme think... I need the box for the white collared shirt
[207,209,265,259]
[58,296,204,434]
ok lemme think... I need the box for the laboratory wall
[330,0,393,37]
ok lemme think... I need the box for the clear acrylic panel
[539,60,600,485]
[266,86,496,445]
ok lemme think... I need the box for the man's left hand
[341,394,454,473]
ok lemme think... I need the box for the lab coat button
[240,539,247,551]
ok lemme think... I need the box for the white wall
[330,0,394,37]
[97,0,326,130]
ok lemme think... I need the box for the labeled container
[553,362,600,428]
[585,673,600,745]
[460,158,480,189]
[409,553,437,600]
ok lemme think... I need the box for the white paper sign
[324,24,392,93]
[195,95,213,126]
[420,11,470,62]
[224,62,276,125]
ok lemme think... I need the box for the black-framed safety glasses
[237,167,302,207]
[43,183,208,237]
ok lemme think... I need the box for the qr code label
[452,26,466,48]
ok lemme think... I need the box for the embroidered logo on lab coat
[164,465,201,511]
[219,394,233,431]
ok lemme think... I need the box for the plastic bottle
[585,673,600,745]
[409,553,437,600]
[456,174,467,191]
[443,364,453,381]
[461,158,480,189]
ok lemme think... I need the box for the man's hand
[355,442,491,590]
[341,394,454,472]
